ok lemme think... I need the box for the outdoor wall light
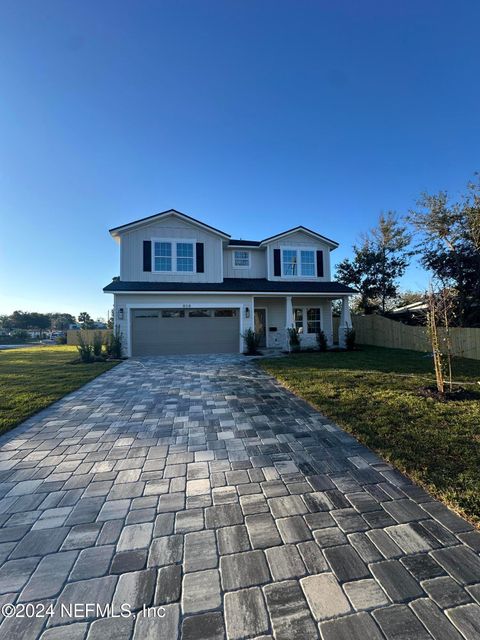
[245,307,250,318]
[118,308,124,320]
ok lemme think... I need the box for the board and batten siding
[223,248,267,279]
[120,216,224,283]
[266,231,332,281]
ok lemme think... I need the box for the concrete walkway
[0,355,479,639]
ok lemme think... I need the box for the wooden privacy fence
[349,315,480,361]
[67,330,111,346]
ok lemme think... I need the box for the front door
[254,309,266,347]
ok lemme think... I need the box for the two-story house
[103,209,355,356]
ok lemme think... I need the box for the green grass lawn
[0,346,119,434]
[260,346,480,526]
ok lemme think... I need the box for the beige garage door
[131,308,240,356]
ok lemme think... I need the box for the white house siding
[253,296,333,349]
[113,293,254,356]
[292,297,333,347]
[223,248,267,279]
[266,231,332,281]
[119,216,224,283]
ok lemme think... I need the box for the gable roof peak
[260,225,339,248]
[109,209,230,238]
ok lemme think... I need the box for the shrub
[106,327,123,359]
[287,327,301,352]
[316,330,328,352]
[76,331,94,363]
[55,335,67,345]
[242,328,261,355]
[92,331,103,356]
[345,326,356,351]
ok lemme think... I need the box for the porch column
[338,296,352,348]
[285,295,294,350]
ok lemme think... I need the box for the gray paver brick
[147,534,183,567]
[324,545,370,582]
[184,530,218,572]
[10,527,69,559]
[133,603,179,640]
[320,611,384,640]
[70,545,114,580]
[300,572,351,621]
[217,525,251,555]
[112,568,156,612]
[224,587,269,639]
[431,546,480,586]
[265,544,306,580]
[343,578,390,610]
[182,569,221,614]
[182,612,225,640]
[245,513,282,549]
[0,557,40,594]
[51,576,117,625]
[373,603,432,639]
[422,576,472,609]
[369,560,424,602]
[20,551,77,601]
[220,550,270,590]
[86,617,134,640]
[445,603,480,639]
[264,579,318,639]
[411,598,464,640]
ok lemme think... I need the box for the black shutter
[273,249,281,276]
[196,242,204,273]
[143,241,152,272]
[316,250,324,277]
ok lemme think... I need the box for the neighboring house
[103,209,355,356]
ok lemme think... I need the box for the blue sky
[1,0,479,319]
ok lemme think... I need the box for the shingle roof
[104,278,355,295]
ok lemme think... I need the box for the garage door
[131,308,240,356]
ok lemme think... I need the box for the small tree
[426,287,455,394]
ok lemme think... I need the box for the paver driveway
[0,355,479,639]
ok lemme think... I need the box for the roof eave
[259,226,339,249]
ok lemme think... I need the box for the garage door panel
[131,309,240,356]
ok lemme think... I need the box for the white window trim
[281,246,317,278]
[151,237,196,274]
[293,306,323,334]
[232,249,251,269]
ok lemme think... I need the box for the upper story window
[233,250,250,268]
[153,239,195,273]
[281,248,316,277]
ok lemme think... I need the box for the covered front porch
[251,294,351,351]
